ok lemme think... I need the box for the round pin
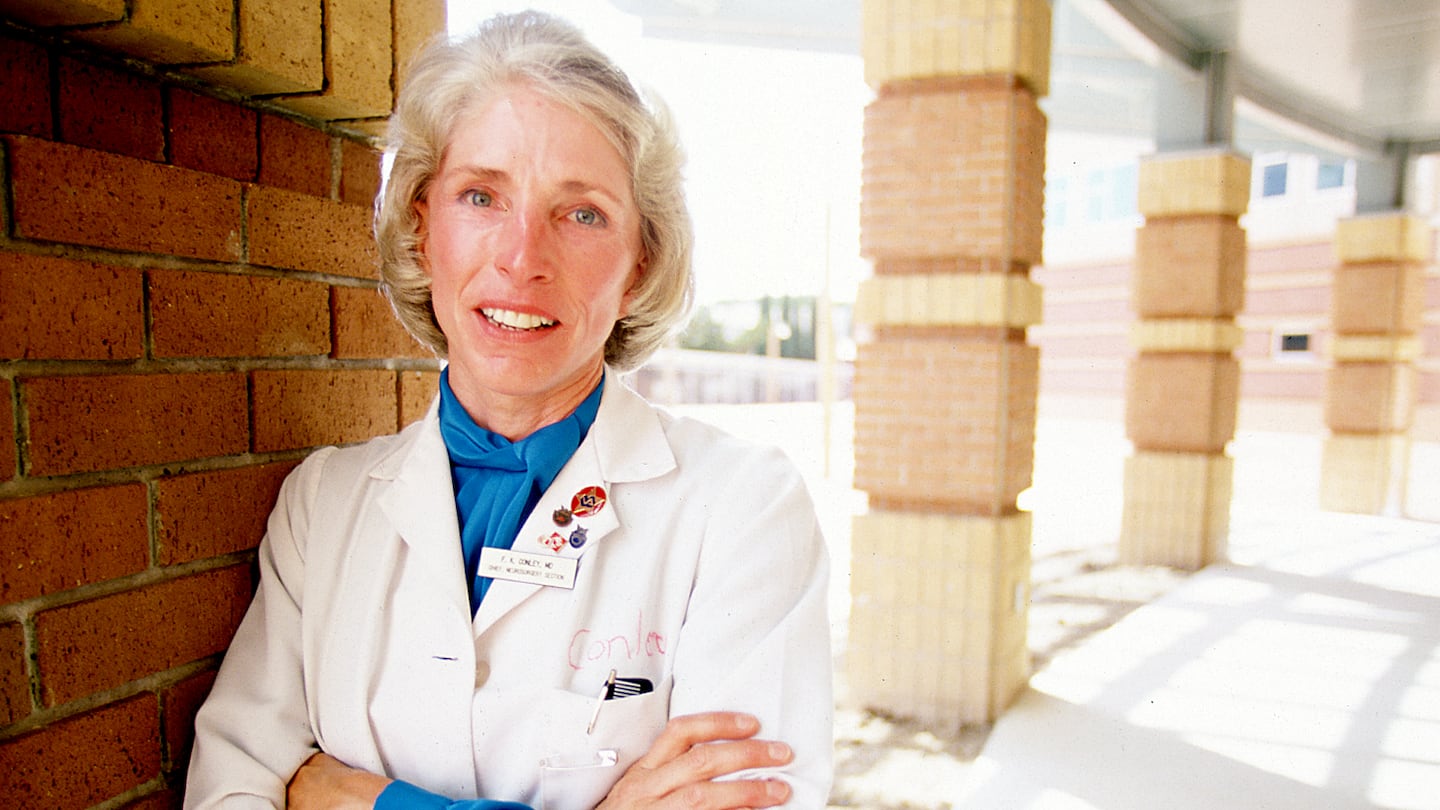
[571,485,608,518]
[552,507,573,527]
[568,526,589,549]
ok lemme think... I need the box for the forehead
[442,83,631,177]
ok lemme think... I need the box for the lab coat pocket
[538,687,668,810]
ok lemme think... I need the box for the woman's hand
[596,712,794,810]
[287,752,392,810]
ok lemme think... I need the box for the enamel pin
[539,532,566,553]
[568,526,589,549]
[571,485,607,518]
[552,506,574,527]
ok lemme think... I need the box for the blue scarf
[438,369,603,614]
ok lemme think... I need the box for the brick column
[848,0,1049,726]
[1320,214,1432,514]
[1120,151,1250,569]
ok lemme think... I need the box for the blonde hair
[376,11,693,370]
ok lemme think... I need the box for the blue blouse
[438,368,603,614]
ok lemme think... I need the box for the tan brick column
[1321,214,1432,514]
[1120,151,1250,569]
[848,0,1049,726]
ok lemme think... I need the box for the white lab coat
[185,374,833,809]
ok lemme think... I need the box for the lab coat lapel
[471,375,676,640]
[375,409,471,619]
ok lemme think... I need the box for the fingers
[600,713,796,810]
[633,712,761,769]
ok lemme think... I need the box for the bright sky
[445,1,872,305]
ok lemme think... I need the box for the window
[1279,333,1309,353]
[1045,175,1069,229]
[1272,326,1316,362]
[1317,160,1347,190]
[1262,162,1288,197]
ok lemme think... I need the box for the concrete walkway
[672,401,1440,809]
[961,510,1440,810]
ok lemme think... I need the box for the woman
[184,10,832,810]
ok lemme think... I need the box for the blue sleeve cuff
[375,779,535,810]
[376,780,454,810]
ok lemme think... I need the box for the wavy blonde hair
[376,11,693,371]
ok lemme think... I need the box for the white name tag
[478,547,578,589]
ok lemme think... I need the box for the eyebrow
[446,165,629,208]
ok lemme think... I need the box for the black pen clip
[606,676,654,699]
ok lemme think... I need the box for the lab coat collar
[472,371,676,637]
[371,371,677,636]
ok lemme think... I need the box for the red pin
[571,486,607,518]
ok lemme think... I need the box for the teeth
[481,308,556,330]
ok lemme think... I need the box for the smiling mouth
[481,307,558,332]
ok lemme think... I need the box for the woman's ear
[413,199,431,271]
[620,253,647,318]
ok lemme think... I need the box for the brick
[7,136,244,262]
[1125,353,1240,453]
[186,0,323,96]
[1325,362,1416,433]
[23,373,249,476]
[247,185,378,277]
[399,370,440,427]
[1336,213,1432,263]
[332,286,429,359]
[1133,215,1247,318]
[863,0,1051,95]
[149,270,330,358]
[1,621,29,726]
[854,272,1042,328]
[0,0,124,27]
[57,56,164,161]
[1138,151,1251,218]
[0,693,161,808]
[161,668,215,771]
[0,34,52,138]
[861,82,1046,265]
[339,138,382,207]
[0,252,143,360]
[34,566,251,705]
[847,510,1031,725]
[259,114,333,198]
[0,484,149,603]
[394,0,448,89]
[1321,433,1408,514]
[1120,450,1232,569]
[1332,262,1427,335]
[251,369,397,452]
[167,88,258,182]
[274,0,393,120]
[853,338,1038,511]
[1,380,15,483]
[155,462,297,565]
[74,0,233,64]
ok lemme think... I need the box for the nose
[493,206,552,283]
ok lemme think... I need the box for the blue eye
[573,208,605,227]
[464,190,492,207]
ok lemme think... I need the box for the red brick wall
[0,30,438,808]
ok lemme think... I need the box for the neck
[447,364,604,441]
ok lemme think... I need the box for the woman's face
[416,84,643,427]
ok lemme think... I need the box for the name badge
[478,547,578,589]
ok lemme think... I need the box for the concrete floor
[673,400,1440,810]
